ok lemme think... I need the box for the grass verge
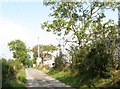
[17,68,27,86]
[36,64,120,89]
[2,68,27,89]
[48,70,120,88]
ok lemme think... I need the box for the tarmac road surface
[25,68,74,89]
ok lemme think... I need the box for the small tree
[32,44,58,64]
[54,50,67,71]
[8,40,30,66]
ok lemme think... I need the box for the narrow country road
[25,68,74,89]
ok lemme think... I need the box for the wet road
[25,68,73,88]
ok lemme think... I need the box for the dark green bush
[1,58,24,87]
[2,59,16,81]
[100,71,112,78]
[18,76,26,83]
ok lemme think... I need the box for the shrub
[18,76,26,83]
[1,58,24,87]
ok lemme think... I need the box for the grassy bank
[17,68,27,87]
[35,64,50,73]
[36,64,120,89]
[49,70,120,88]
[2,68,27,89]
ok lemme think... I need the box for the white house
[36,57,42,66]
[44,59,55,67]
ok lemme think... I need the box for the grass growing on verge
[47,70,120,88]
[35,64,50,73]
[17,68,27,86]
[47,70,81,88]
[36,64,120,89]
[3,68,27,89]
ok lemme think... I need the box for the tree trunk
[41,58,44,64]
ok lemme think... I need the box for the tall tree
[42,1,119,74]
[8,40,29,66]
[32,44,58,64]
[42,1,118,46]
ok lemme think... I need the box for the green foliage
[85,43,111,77]
[32,44,58,64]
[32,58,36,64]
[24,59,33,67]
[1,58,26,87]
[42,0,119,73]
[41,1,120,88]
[8,59,23,73]
[42,1,118,36]
[8,39,30,66]
[54,55,63,70]
[43,67,120,88]
[36,64,51,71]
[18,69,26,83]
[2,59,17,82]
[69,46,88,73]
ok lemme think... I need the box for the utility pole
[36,36,41,65]
[38,36,40,58]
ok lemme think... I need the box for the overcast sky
[0,1,118,59]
